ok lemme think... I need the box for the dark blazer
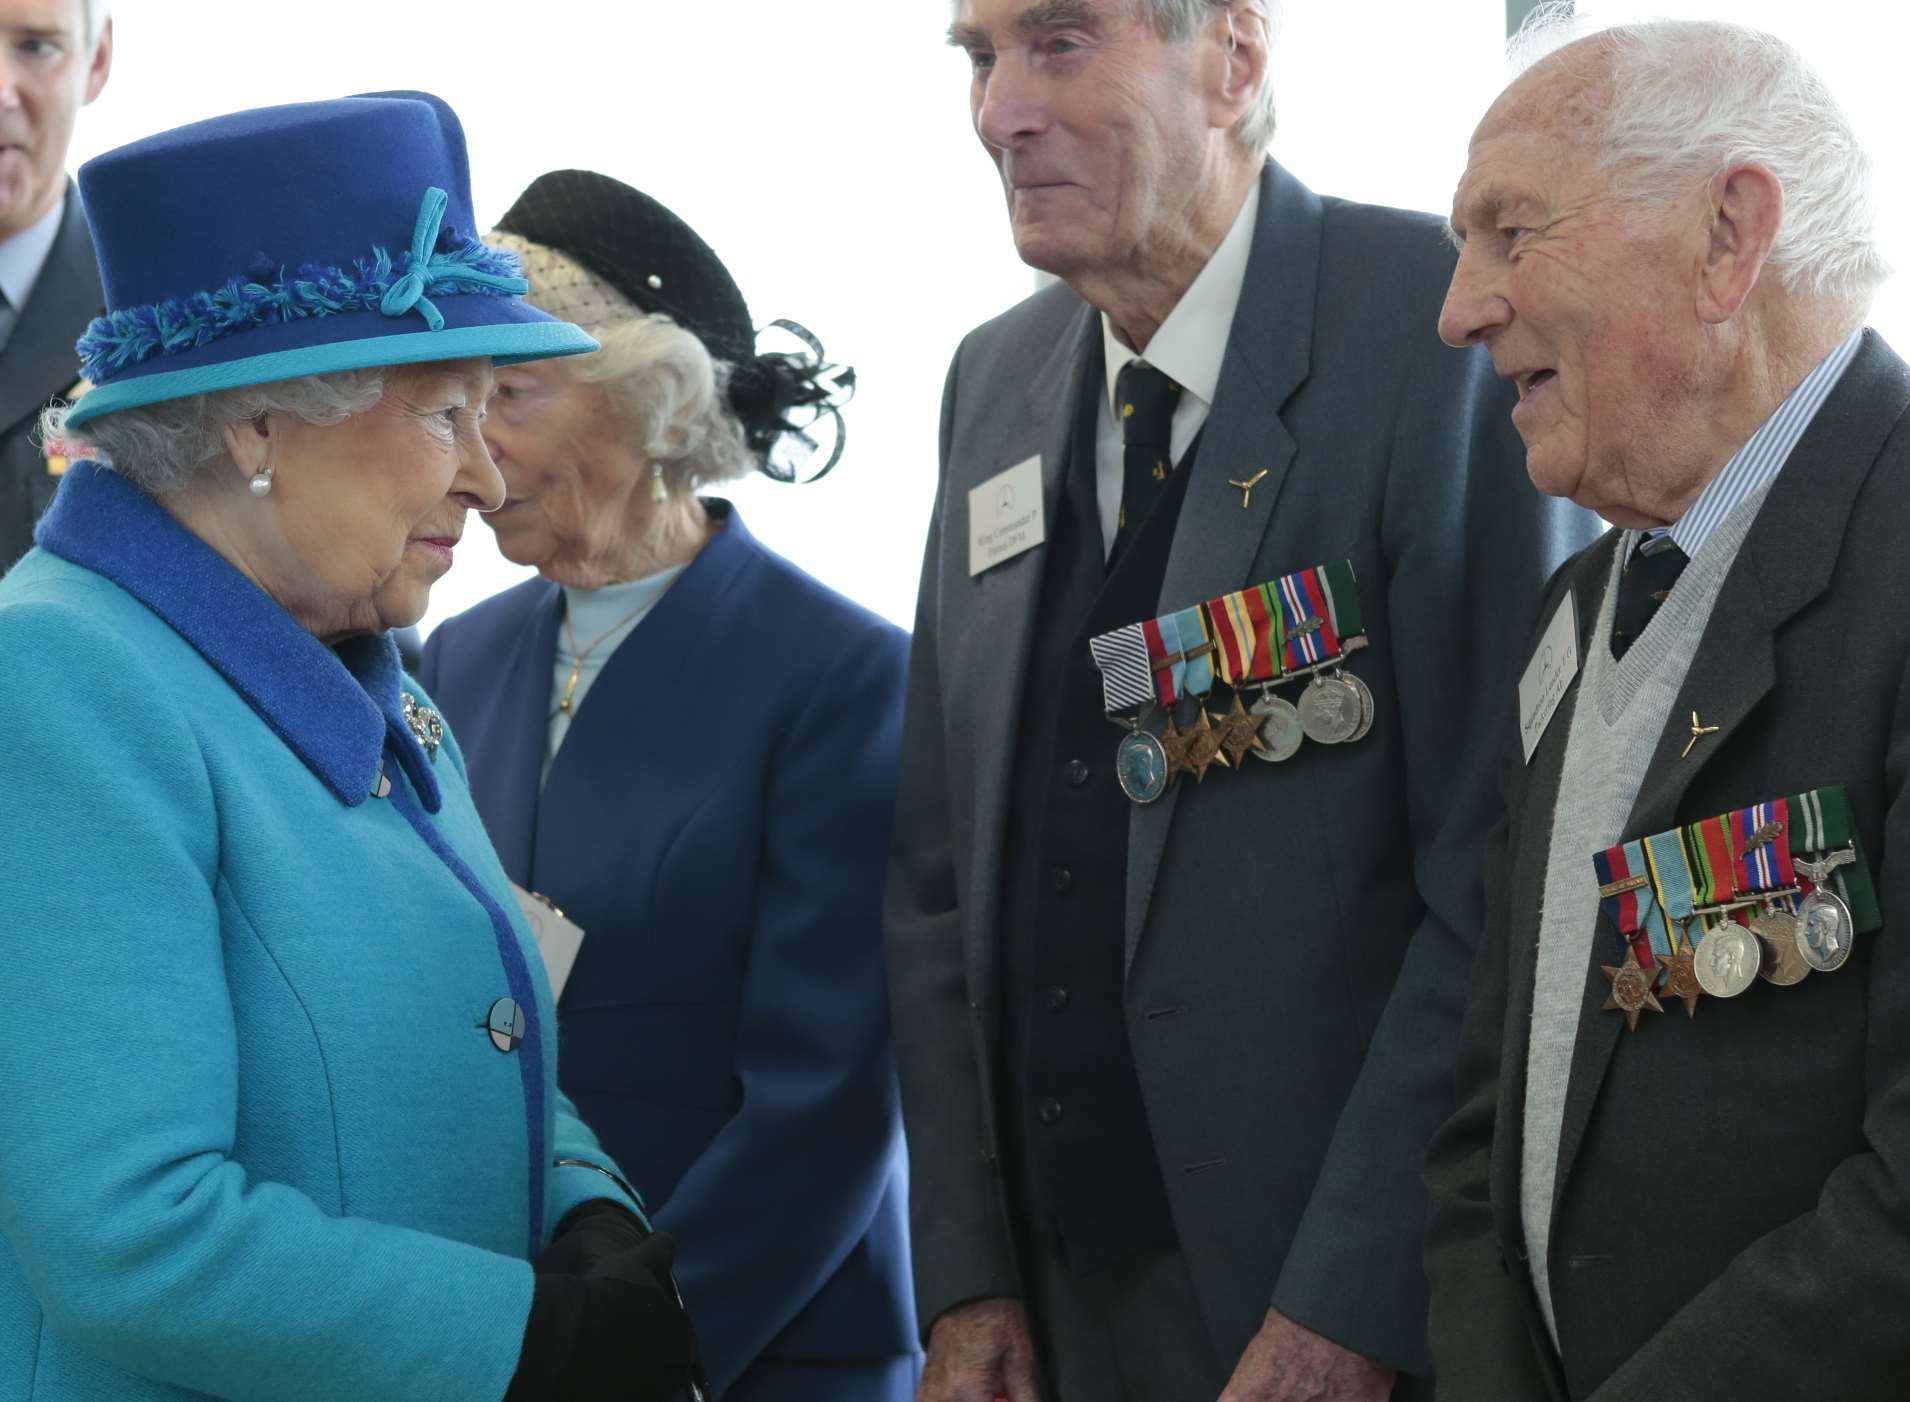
[886,159,1600,1379]
[0,188,100,571]
[1425,331,1910,1401]
[419,503,920,1397]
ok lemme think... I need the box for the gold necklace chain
[554,602,652,716]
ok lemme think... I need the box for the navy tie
[1109,360,1181,563]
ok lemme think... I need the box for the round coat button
[1038,1097,1063,1125]
[1047,986,1070,1012]
[486,998,526,1053]
[1051,867,1074,893]
[1065,759,1091,787]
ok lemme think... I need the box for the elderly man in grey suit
[1426,18,1910,1402]
[885,1,1598,1399]
[0,0,110,570]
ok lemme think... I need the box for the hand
[507,1233,698,1402]
[917,1296,1043,1402]
[1217,1308,1396,1402]
[537,1197,650,1278]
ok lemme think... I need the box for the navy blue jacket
[420,503,919,1394]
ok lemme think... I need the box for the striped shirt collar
[1639,329,1862,559]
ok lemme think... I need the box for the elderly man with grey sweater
[1425,15,1910,1402]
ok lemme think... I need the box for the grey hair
[1510,7,1888,306]
[566,314,756,493]
[80,0,108,47]
[1136,0,1280,153]
[41,369,389,497]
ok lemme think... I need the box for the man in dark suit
[0,0,111,569]
[1425,19,1910,1401]
[886,2,1596,1398]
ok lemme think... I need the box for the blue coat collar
[35,460,441,810]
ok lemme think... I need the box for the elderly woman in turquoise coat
[0,95,701,1401]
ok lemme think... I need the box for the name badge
[968,456,1046,577]
[1518,592,1579,764]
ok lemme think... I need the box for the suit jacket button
[1050,866,1074,893]
[1047,986,1070,1012]
[1038,1097,1063,1125]
[1065,759,1091,787]
[485,998,526,1053]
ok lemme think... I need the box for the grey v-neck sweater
[1520,484,1770,1344]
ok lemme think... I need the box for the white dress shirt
[1093,177,1261,557]
[0,194,67,340]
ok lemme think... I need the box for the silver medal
[1694,922,1762,999]
[1297,675,1362,745]
[1343,673,1375,743]
[1795,887,1855,973]
[1115,729,1170,805]
[1250,693,1304,762]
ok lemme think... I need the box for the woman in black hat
[418,171,921,1402]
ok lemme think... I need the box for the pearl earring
[652,463,668,504]
[248,464,274,498]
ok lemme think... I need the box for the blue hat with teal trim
[63,91,597,429]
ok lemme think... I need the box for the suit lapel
[466,583,563,889]
[1548,331,1910,1209]
[964,302,1099,1003]
[1125,162,1315,969]
[0,190,101,435]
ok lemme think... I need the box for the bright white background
[65,1,1910,633]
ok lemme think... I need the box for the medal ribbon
[1642,828,1699,952]
[1319,559,1365,640]
[1275,567,1339,670]
[1171,606,1215,697]
[1789,785,1883,933]
[1244,585,1281,682]
[1088,622,1157,717]
[1731,798,1795,895]
[1686,814,1740,910]
[1142,615,1181,708]
[1257,584,1287,679]
[1592,840,1673,968]
[1206,593,1255,688]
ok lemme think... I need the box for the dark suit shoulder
[953,279,1083,374]
[1314,194,1463,325]
[721,527,908,681]
[427,573,551,651]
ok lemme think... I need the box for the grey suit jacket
[886,160,1599,1377]
[1425,331,1910,1400]
[0,187,99,572]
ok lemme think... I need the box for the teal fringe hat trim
[75,186,530,386]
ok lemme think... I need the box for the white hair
[567,314,756,493]
[41,369,389,497]
[1510,7,1888,306]
[80,0,108,47]
[1137,0,1280,153]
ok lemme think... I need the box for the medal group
[1591,786,1880,1030]
[1089,561,1373,806]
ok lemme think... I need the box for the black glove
[535,1197,652,1278]
[505,1231,697,1402]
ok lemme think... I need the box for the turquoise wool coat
[0,461,641,1402]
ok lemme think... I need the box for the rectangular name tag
[512,882,587,1001]
[969,456,1046,577]
[1518,592,1580,764]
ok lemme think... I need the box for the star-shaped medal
[1658,943,1702,1018]
[1216,693,1262,768]
[1601,947,1665,1032]
[1160,716,1196,784]
[1183,707,1232,783]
